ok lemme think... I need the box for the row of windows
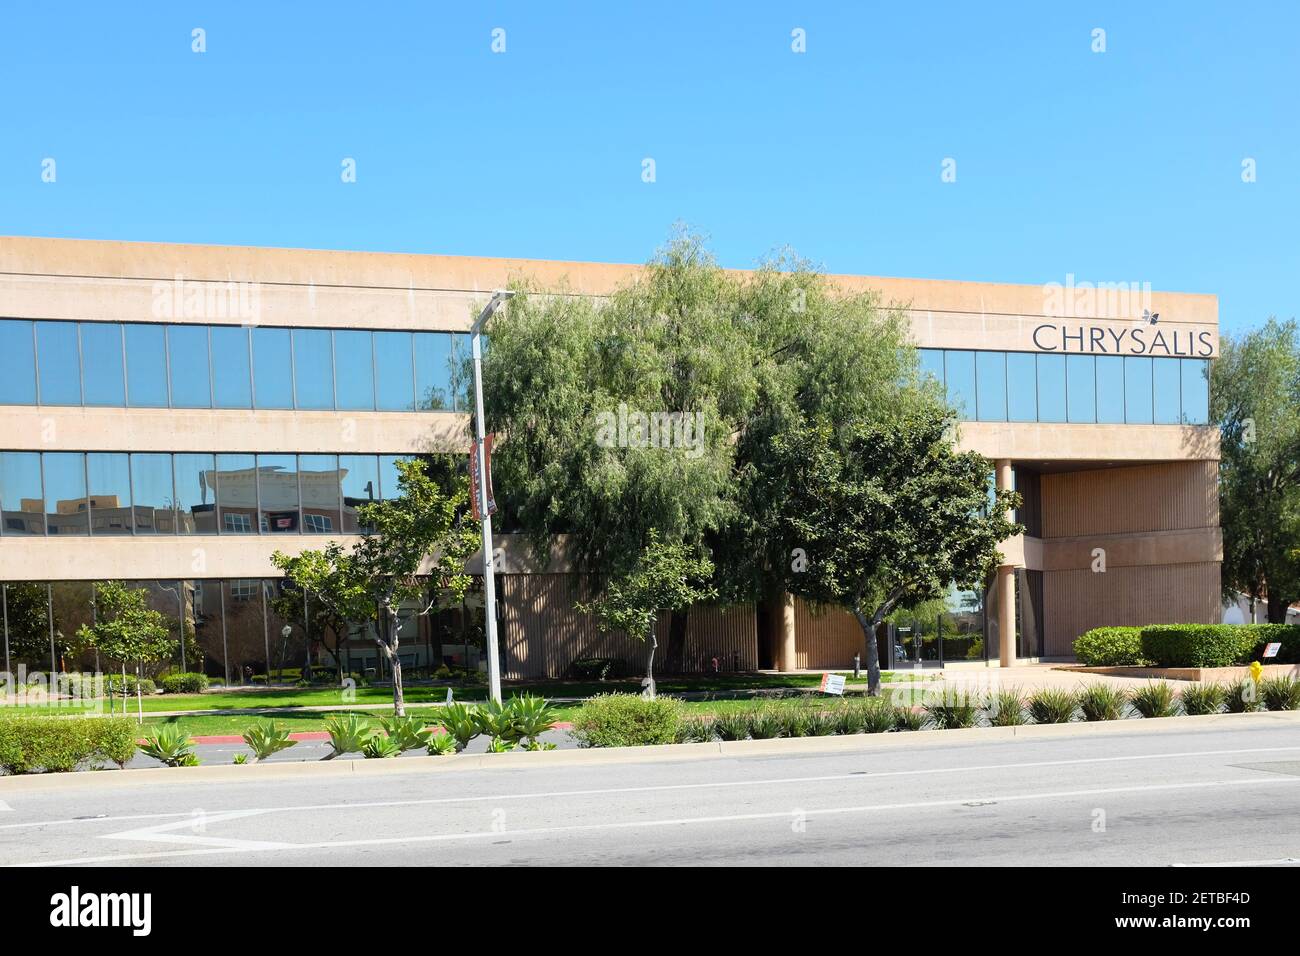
[918,350,1210,425]
[0,319,471,412]
[0,451,419,537]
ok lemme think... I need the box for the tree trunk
[643,628,658,700]
[135,663,143,724]
[852,608,885,697]
[1267,594,1291,624]
[390,653,405,717]
[121,662,128,716]
[379,605,405,717]
[664,609,689,674]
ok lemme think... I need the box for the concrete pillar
[995,458,1016,668]
[777,591,798,672]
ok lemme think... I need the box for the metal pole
[471,291,513,704]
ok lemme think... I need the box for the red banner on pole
[470,433,497,521]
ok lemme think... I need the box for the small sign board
[1263,642,1282,659]
[819,673,846,696]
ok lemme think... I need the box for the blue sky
[1,2,1296,335]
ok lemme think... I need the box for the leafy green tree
[76,581,177,722]
[1212,318,1300,622]
[2,582,59,670]
[762,412,1020,694]
[273,459,479,716]
[482,233,756,670]
[578,531,716,697]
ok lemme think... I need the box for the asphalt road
[3,720,1300,867]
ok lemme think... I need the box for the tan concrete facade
[0,236,1222,673]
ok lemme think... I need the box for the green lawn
[9,671,929,720]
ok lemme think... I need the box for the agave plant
[242,721,297,762]
[485,737,516,753]
[426,733,457,756]
[1077,684,1127,722]
[437,702,482,751]
[322,712,373,759]
[1129,681,1177,718]
[1178,682,1227,716]
[1260,676,1300,711]
[361,733,402,759]
[1028,688,1078,724]
[140,724,198,767]
[380,715,432,752]
[474,699,524,748]
[510,694,557,748]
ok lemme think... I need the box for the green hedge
[1242,624,1300,664]
[1073,627,1148,666]
[0,715,137,773]
[1140,624,1287,668]
[159,672,209,694]
[570,694,683,748]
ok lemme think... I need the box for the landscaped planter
[1058,663,1300,682]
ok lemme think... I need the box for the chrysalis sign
[469,432,496,521]
[1030,323,1215,357]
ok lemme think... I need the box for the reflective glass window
[222,580,267,682]
[334,330,375,411]
[1095,356,1125,423]
[0,451,44,535]
[414,332,454,411]
[35,321,81,405]
[943,350,976,420]
[298,454,341,533]
[85,453,133,535]
[131,453,175,534]
[975,351,1006,422]
[1153,358,1181,424]
[43,452,87,535]
[125,324,169,407]
[453,334,473,411]
[1181,359,1210,425]
[211,326,252,408]
[340,454,380,532]
[1006,353,1037,422]
[374,331,415,411]
[379,455,415,500]
[0,320,36,404]
[257,454,299,533]
[292,329,334,410]
[168,325,211,408]
[80,323,125,406]
[1035,354,1067,423]
[252,327,294,409]
[214,454,257,534]
[1124,357,1153,423]
[1066,355,1096,423]
[174,453,218,534]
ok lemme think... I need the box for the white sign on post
[1263,642,1282,659]
[819,673,846,696]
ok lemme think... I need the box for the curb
[5,708,1300,795]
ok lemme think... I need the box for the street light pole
[471,290,514,704]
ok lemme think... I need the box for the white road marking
[13,774,1300,867]
[1173,857,1300,867]
[3,744,1298,833]
[102,809,295,852]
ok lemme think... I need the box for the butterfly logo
[1141,309,1160,325]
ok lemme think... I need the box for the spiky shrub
[510,694,558,748]
[1028,688,1078,724]
[323,712,373,758]
[361,734,401,759]
[473,699,524,748]
[380,715,433,752]
[242,721,297,761]
[437,702,482,752]
[987,688,1027,726]
[570,693,683,748]
[426,733,457,756]
[925,689,982,729]
[712,710,750,741]
[860,701,897,734]
[1178,683,1227,716]
[140,725,199,767]
[1129,682,1177,718]
[1223,678,1261,713]
[834,701,866,735]
[1077,684,1127,722]
[1260,676,1300,711]
[800,707,838,737]
[894,707,926,731]
[677,717,716,743]
[747,706,786,739]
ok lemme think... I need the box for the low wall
[1057,663,1300,682]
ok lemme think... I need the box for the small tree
[579,531,715,698]
[273,459,479,716]
[769,412,1021,695]
[76,581,177,722]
